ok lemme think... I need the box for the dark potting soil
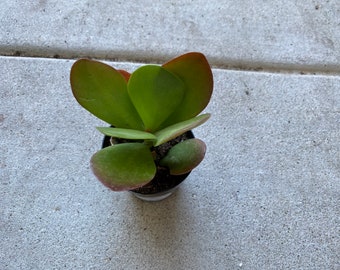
[102,131,194,194]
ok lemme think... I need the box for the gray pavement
[1,1,339,72]
[1,1,339,270]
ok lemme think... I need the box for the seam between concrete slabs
[2,55,340,79]
[1,52,340,77]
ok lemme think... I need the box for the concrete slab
[1,1,339,72]
[1,56,339,269]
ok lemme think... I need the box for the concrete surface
[1,1,339,72]
[1,57,339,269]
[1,1,339,270]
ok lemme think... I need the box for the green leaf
[91,143,156,191]
[154,113,210,146]
[162,52,213,126]
[96,127,156,141]
[70,59,144,130]
[128,65,185,132]
[160,139,206,175]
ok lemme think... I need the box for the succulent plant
[70,52,213,191]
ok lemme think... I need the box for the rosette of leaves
[70,52,213,191]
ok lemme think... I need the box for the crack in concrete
[1,48,340,76]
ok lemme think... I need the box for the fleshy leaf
[91,143,156,191]
[96,127,156,141]
[118,70,131,81]
[154,113,210,146]
[162,52,213,126]
[70,59,143,130]
[160,139,206,175]
[128,65,185,132]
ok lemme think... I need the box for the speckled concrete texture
[1,1,339,72]
[1,57,339,269]
[1,0,340,269]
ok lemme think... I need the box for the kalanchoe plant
[70,52,213,191]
